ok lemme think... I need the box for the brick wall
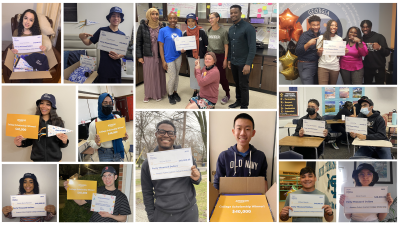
[118,164,124,191]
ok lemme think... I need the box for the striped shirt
[295,29,320,61]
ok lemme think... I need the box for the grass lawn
[136,179,141,185]
[136,191,143,204]
[201,171,207,175]
[195,180,207,221]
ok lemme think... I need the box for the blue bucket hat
[185,13,197,24]
[36,93,56,109]
[106,6,124,23]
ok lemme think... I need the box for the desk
[326,119,345,124]
[284,123,297,136]
[279,136,324,159]
[352,138,393,155]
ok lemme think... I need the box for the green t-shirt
[206,27,229,54]
[284,189,330,222]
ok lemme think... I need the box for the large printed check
[12,35,42,53]
[323,40,346,56]
[11,194,46,217]
[344,187,388,213]
[345,117,367,134]
[289,194,325,217]
[97,30,130,55]
[147,148,193,180]
[175,36,197,51]
[303,119,325,137]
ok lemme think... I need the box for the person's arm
[79,33,93,46]
[316,36,323,57]
[136,24,144,59]
[366,117,387,140]
[56,121,69,148]
[190,158,201,185]
[245,26,256,67]
[378,35,391,57]
[323,195,333,222]
[358,42,369,57]
[213,152,226,190]
[323,119,331,141]
[195,67,219,87]
[280,196,293,221]
[292,118,303,136]
[227,31,231,67]
[87,120,100,149]
[141,160,156,222]
[203,30,208,48]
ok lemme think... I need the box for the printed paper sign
[12,35,42,53]
[147,148,193,180]
[67,179,97,200]
[90,193,116,214]
[175,36,197,51]
[345,117,367,135]
[6,114,40,139]
[80,55,96,72]
[289,194,325,217]
[96,117,126,143]
[344,187,388,214]
[303,119,325,137]
[323,40,346,56]
[47,125,73,137]
[11,194,46,217]
[97,30,130,55]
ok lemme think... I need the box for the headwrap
[146,8,160,29]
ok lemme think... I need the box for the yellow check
[6,114,40,139]
[96,117,126,143]
[67,179,97,200]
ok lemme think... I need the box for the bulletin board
[210,3,249,19]
[249,3,277,18]
[167,3,196,18]
[279,91,298,117]
[322,87,365,116]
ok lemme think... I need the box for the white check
[303,119,325,137]
[90,193,116,214]
[147,148,193,180]
[97,30,129,55]
[12,35,42,53]
[175,36,197,51]
[323,40,346,56]
[289,194,325,217]
[11,194,46,217]
[344,187,388,214]
[345,117,367,134]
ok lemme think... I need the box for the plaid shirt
[295,29,320,61]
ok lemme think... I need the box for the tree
[193,111,207,164]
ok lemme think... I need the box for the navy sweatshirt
[357,110,388,140]
[213,144,268,190]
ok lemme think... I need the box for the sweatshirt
[213,144,268,190]
[195,66,220,104]
[357,110,388,140]
[362,31,391,69]
[141,145,201,221]
[293,113,331,141]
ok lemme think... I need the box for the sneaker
[332,142,339,150]
[340,140,349,145]
[228,102,241,108]
[168,95,176,105]
[240,107,248,109]
[143,97,149,103]
[173,92,181,102]
[221,96,230,105]
[156,98,162,102]
[192,90,199,98]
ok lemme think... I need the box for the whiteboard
[210,3,249,19]
[167,3,196,18]
[78,99,91,124]
[88,99,98,119]
[249,3,276,18]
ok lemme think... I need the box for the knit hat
[101,166,117,176]
[24,53,49,71]
[36,93,57,109]
[106,6,124,23]
[185,13,197,24]
[352,163,379,186]
[205,52,217,64]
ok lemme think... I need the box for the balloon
[280,66,299,80]
[279,44,286,58]
[279,28,291,42]
[279,50,298,69]
[290,22,303,42]
[287,41,297,55]
[279,8,299,30]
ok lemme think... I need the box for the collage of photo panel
[0,1,397,225]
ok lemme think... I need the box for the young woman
[13,94,68,161]
[339,163,393,222]
[2,173,56,222]
[136,8,166,102]
[331,101,356,149]
[182,13,208,98]
[316,20,342,84]
[340,27,368,84]
[207,12,230,105]
[186,52,220,109]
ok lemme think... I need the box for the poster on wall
[279,91,298,117]
[322,87,365,115]
[316,161,336,222]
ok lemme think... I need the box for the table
[284,123,297,136]
[352,138,393,156]
[326,119,345,124]
[387,122,397,128]
[279,136,324,159]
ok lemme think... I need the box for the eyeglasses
[208,17,216,21]
[157,129,176,136]
[358,173,373,177]
[102,174,114,179]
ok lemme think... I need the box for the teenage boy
[79,6,126,83]
[351,98,391,159]
[141,120,201,222]
[280,167,333,222]
[213,113,268,192]
[351,96,368,115]
[63,166,131,222]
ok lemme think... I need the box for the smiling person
[213,113,268,192]
[280,167,333,222]
[141,120,201,222]
[79,7,125,83]
[2,173,56,222]
[63,166,131,222]
[13,93,68,162]
[339,163,393,222]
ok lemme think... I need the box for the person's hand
[190,165,200,181]
[2,206,13,216]
[339,194,345,206]
[223,59,228,69]
[79,33,93,40]
[39,45,46,52]
[123,133,128,141]
[109,51,120,60]
[45,205,56,215]
[181,49,186,53]
[95,134,101,146]
[99,211,112,218]
[372,42,381,50]
[317,47,323,55]
[242,65,250,75]
[387,193,393,207]
[356,134,366,140]
[63,180,69,190]
[138,58,144,64]
[56,133,68,144]
[353,37,361,44]
[194,57,200,69]
[11,49,18,54]
[299,127,304,137]
[162,61,168,71]
[350,132,357,138]
[280,206,293,218]
[322,205,333,215]
[345,48,349,55]
[323,129,328,137]
[14,135,24,146]
[228,61,231,69]
[307,37,318,46]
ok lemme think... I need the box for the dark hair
[354,169,375,187]
[208,12,220,32]
[343,101,353,109]
[308,15,321,24]
[300,166,315,176]
[360,20,372,28]
[308,99,320,107]
[156,120,176,132]
[318,20,337,48]
[343,26,363,49]
[35,107,64,127]
[361,96,368,100]
[230,5,242,12]
[233,113,255,129]
[18,9,41,36]
[19,178,39,195]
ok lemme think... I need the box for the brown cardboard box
[4,49,58,80]
[64,61,98,84]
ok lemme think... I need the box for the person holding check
[331,101,356,149]
[339,163,393,222]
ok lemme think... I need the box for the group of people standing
[296,15,390,85]
[136,5,256,109]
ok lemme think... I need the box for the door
[115,97,129,122]
[126,95,134,122]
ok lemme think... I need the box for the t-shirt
[334,107,352,119]
[158,26,181,63]
[86,186,131,222]
[284,189,330,222]
[351,213,379,222]
[316,34,343,71]
[207,27,229,54]
[90,26,125,79]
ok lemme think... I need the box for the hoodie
[141,145,201,222]
[213,144,268,190]
[293,113,331,141]
[362,31,390,69]
[357,110,388,140]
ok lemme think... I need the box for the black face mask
[307,107,316,115]
[102,105,113,115]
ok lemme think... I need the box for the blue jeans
[354,146,392,159]
[298,61,318,84]
[98,147,123,162]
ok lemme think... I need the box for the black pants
[152,203,198,222]
[364,67,385,84]
[231,64,250,108]
[331,124,347,142]
[293,144,323,159]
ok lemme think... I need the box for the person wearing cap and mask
[13,93,69,162]
[78,6,126,83]
[292,99,330,159]
[339,163,393,222]
[351,98,391,159]
[351,96,368,116]
[2,173,56,222]
[87,93,128,162]
[63,166,131,222]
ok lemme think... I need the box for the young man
[293,99,329,159]
[351,98,391,159]
[63,166,131,222]
[360,20,391,84]
[280,167,333,222]
[351,96,368,115]
[79,7,126,83]
[141,120,201,222]
[227,5,256,109]
[295,15,321,84]
[213,113,268,192]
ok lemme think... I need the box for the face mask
[307,107,316,115]
[188,25,197,29]
[360,107,370,115]
[102,105,113,115]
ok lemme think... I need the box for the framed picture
[354,162,393,184]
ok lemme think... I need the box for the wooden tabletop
[352,138,393,148]
[326,119,345,124]
[284,123,297,128]
[279,136,324,148]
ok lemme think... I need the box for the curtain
[36,3,61,45]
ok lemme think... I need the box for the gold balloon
[279,50,298,69]
[280,66,299,80]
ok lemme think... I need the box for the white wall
[2,164,57,222]
[109,86,134,97]
[2,3,37,41]
[2,86,76,162]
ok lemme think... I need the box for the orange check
[67,179,97,200]
[6,114,40,139]
[96,118,126,143]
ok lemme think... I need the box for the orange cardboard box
[6,114,40,139]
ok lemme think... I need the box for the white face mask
[360,107,370,115]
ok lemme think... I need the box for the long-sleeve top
[293,113,331,141]
[340,42,368,71]
[195,66,220,103]
[295,29,320,61]
[362,31,391,69]
[87,114,120,149]
[357,110,388,141]
[227,19,256,66]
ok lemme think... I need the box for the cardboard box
[64,61,98,84]
[209,177,274,222]
[4,49,57,80]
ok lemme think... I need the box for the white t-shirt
[351,213,379,222]
[316,34,343,71]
